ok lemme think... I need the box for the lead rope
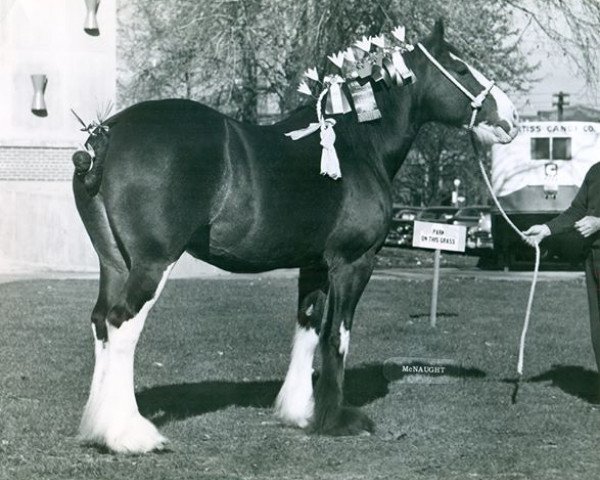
[418,41,537,401]
[470,132,540,402]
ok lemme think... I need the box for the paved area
[374,267,585,282]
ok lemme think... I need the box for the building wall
[0,181,97,271]
[0,180,225,277]
[0,1,233,277]
[0,0,117,148]
[0,146,73,181]
[0,0,117,272]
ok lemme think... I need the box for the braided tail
[72,127,109,197]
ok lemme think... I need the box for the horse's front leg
[275,264,328,427]
[312,252,375,435]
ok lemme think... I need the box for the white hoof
[80,412,168,454]
[105,414,168,454]
[274,388,314,428]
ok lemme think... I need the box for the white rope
[316,87,328,127]
[475,149,540,377]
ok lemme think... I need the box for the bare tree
[118,0,537,115]
[501,0,600,83]
[117,0,600,205]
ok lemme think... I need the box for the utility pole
[552,91,570,121]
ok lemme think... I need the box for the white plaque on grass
[382,357,464,384]
[412,221,466,253]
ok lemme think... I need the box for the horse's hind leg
[75,178,130,447]
[312,252,375,435]
[80,263,127,442]
[74,172,180,453]
[274,264,328,428]
[80,259,175,453]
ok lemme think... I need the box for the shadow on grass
[408,312,458,319]
[527,365,600,404]
[137,362,486,426]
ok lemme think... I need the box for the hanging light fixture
[31,74,48,117]
[84,0,100,36]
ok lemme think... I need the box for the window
[530,137,572,160]
[531,138,550,160]
[552,137,572,160]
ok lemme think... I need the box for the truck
[490,121,600,268]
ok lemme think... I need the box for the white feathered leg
[80,264,173,453]
[274,325,319,428]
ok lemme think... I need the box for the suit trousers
[584,250,600,372]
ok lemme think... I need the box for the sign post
[430,248,441,327]
[412,221,466,327]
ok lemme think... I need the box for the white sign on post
[412,221,466,327]
[412,221,467,253]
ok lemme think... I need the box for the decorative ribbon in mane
[284,83,342,179]
[319,119,341,179]
[324,75,352,116]
[285,26,417,180]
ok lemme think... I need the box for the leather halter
[417,43,495,130]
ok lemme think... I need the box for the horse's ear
[431,18,445,45]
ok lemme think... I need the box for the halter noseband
[417,43,495,130]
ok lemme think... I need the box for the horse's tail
[72,126,109,197]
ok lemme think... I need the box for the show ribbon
[391,50,416,84]
[370,51,389,85]
[285,85,342,179]
[315,85,341,179]
[324,75,352,115]
[284,122,323,140]
[320,121,341,179]
[284,25,421,179]
[347,80,382,122]
[383,56,401,85]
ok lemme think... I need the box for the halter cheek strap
[417,43,495,129]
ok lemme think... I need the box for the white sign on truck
[412,221,466,253]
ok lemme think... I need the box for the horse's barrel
[72,150,92,175]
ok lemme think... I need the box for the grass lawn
[1,274,599,480]
[375,246,480,270]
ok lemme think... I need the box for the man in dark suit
[525,162,600,373]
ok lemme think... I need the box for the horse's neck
[337,85,423,180]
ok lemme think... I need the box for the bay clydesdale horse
[73,20,518,453]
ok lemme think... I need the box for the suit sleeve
[545,169,590,235]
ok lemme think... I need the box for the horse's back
[99,99,231,257]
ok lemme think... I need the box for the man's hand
[575,216,600,237]
[522,224,551,246]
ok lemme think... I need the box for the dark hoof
[312,406,374,436]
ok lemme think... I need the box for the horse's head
[414,19,519,145]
